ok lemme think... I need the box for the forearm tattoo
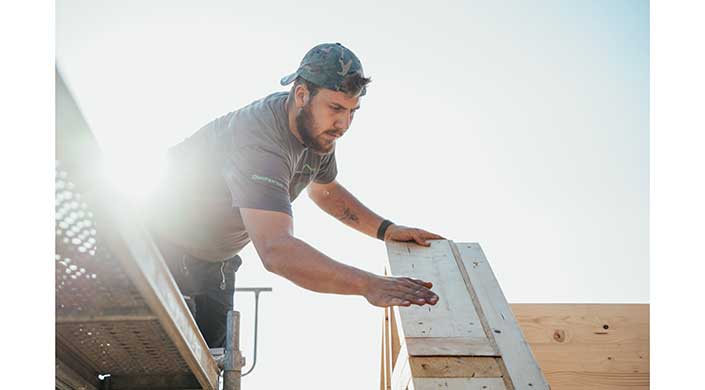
[339,207,360,224]
[330,197,359,224]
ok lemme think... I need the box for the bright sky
[57,1,649,388]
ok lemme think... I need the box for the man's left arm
[307,180,444,246]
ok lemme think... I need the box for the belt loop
[219,261,226,290]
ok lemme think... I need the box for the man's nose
[335,112,353,131]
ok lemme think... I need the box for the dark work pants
[151,234,242,348]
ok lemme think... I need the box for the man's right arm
[241,207,439,307]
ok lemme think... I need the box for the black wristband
[377,219,394,241]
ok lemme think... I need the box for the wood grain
[386,241,493,356]
[455,242,549,390]
[409,356,503,378]
[411,378,507,390]
[510,304,650,390]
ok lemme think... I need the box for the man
[147,43,443,349]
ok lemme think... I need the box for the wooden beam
[510,304,649,346]
[534,371,648,389]
[405,337,497,356]
[412,378,507,390]
[510,304,650,390]
[391,342,412,390]
[409,356,503,378]
[386,241,496,356]
[380,313,386,390]
[389,304,401,370]
[455,242,549,390]
[380,242,650,390]
[384,307,392,390]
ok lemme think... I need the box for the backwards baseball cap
[280,42,367,96]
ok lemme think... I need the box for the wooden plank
[405,337,497,356]
[412,378,507,390]
[386,241,496,356]
[528,342,648,375]
[510,304,649,388]
[381,312,387,390]
[385,307,393,390]
[389,305,401,370]
[512,304,649,378]
[510,304,649,346]
[454,242,549,390]
[391,342,412,390]
[409,356,503,378]
[541,371,649,390]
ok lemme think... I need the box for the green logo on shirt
[251,174,286,190]
[296,163,316,176]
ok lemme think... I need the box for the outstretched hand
[384,224,444,247]
[364,275,439,307]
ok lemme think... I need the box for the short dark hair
[292,77,322,99]
[338,72,372,96]
[290,73,372,100]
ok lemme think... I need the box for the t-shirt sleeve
[223,145,293,215]
[314,151,338,184]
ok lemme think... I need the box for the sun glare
[102,148,166,205]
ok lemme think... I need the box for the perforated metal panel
[56,320,191,375]
[55,161,194,378]
[56,162,146,313]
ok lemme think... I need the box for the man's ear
[294,84,310,108]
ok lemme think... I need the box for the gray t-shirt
[148,92,337,261]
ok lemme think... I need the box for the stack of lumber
[381,240,549,390]
[380,240,649,390]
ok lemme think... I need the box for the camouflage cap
[280,42,366,96]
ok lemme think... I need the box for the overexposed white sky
[57,1,649,388]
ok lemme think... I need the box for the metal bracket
[235,287,272,377]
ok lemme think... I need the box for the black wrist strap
[377,219,394,241]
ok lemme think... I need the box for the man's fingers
[401,277,434,290]
[403,279,436,299]
[387,293,436,307]
[418,230,445,241]
[408,278,433,288]
[401,287,436,302]
[396,298,411,306]
[380,277,438,307]
[413,234,430,247]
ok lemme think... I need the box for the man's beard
[296,103,335,155]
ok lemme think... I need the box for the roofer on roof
[146,42,443,348]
